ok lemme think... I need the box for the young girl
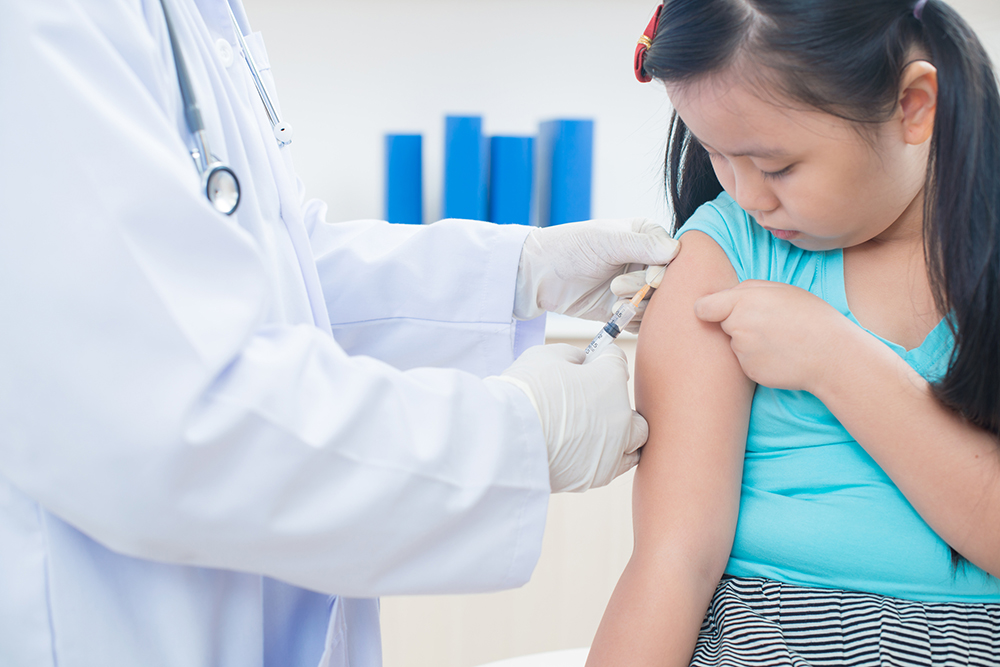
[589,0,1000,665]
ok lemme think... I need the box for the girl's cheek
[712,162,736,195]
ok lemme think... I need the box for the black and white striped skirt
[691,576,1000,666]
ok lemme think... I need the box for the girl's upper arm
[632,229,756,576]
[586,230,758,667]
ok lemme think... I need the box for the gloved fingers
[590,410,646,489]
[645,264,668,288]
[579,219,679,268]
[625,411,649,454]
[519,218,680,322]
[518,342,586,365]
[624,262,646,276]
[609,263,668,299]
[549,343,587,365]
[632,217,671,235]
[617,223,680,267]
[609,271,648,298]
[559,284,622,324]
[624,320,644,336]
[615,451,641,480]
[588,341,630,375]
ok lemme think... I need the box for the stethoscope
[158,0,293,215]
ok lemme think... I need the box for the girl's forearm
[813,326,1000,575]
[587,555,719,667]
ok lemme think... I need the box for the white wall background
[242,0,1000,230]
[242,0,679,228]
[240,2,1000,666]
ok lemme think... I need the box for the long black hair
[645,0,1000,444]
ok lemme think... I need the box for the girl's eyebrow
[690,133,789,159]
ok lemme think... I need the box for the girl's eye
[700,144,724,161]
[762,164,794,180]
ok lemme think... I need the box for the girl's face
[667,72,930,251]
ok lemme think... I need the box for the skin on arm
[586,231,756,667]
[695,279,1000,576]
[812,326,1000,574]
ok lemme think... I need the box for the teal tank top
[677,192,999,602]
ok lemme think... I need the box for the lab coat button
[216,38,234,67]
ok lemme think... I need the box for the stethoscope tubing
[159,0,206,143]
[227,3,284,138]
[158,0,291,215]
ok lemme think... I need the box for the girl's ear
[898,60,938,146]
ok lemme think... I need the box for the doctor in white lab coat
[0,1,679,666]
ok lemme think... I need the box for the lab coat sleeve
[305,198,545,375]
[0,0,548,597]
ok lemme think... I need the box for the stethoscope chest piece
[159,0,290,216]
[205,163,241,215]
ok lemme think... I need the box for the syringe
[583,282,655,363]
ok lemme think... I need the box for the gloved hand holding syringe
[585,265,668,363]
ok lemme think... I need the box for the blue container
[443,116,488,220]
[385,134,423,224]
[489,136,534,225]
[536,120,594,226]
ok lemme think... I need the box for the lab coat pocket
[317,596,349,667]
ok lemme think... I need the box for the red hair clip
[634,4,663,83]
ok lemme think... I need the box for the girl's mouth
[765,227,799,241]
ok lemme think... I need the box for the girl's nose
[733,171,779,216]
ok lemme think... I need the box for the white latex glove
[485,343,647,493]
[513,218,680,322]
[609,264,670,334]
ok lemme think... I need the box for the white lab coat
[0,1,551,666]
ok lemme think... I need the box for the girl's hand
[694,280,855,393]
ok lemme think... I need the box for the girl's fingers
[694,289,738,323]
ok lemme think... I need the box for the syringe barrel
[583,301,638,363]
[606,301,638,335]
